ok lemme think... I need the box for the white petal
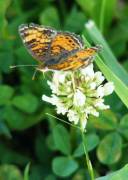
[85,106,99,116]
[80,64,94,78]
[73,89,86,106]
[67,110,79,124]
[94,98,104,107]
[99,104,110,110]
[94,72,105,85]
[42,95,52,104]
[56,105,68,115]
[90,82,96,90]
[47,81,58,94]
[96,86,104,97]
[85,106,93,114]
[94,99,110,109]
[103,82,114,96]
[91,109,99,116]
[53,71,67,83]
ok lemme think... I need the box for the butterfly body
[19,23,101,71]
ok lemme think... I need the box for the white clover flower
[42,64,114,130]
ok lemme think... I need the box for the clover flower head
[42,64,114,130]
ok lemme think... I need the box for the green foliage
[52,156,78,177]
[96,164,128,180]
[0,0,11,37]
[0,85,14,105]
[73,133,100,157]
[53,124,71,155]
[24,163,30,180]
[119,114,128,139]
[12,94,39,113]
[39,6,60,29]
[0,164,23,180]
[97,132,122,164]
[0,0,128,179]
[89,110,118,130]
[63,7,86,32]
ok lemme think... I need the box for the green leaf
[0,52,14,73]
[0,121,11,138]
[0,143,30,165]
[108,20,128,57]
[0,164,23,180]
[29,165,47,180]
[53,124,71,155]
[46,134,57,151]
[39,6,60,29]
[3,106,26,129]
[97,132,122,164]
[119,114,128,139]
[123,60,128,72]
[12,93,39,113]
[24,163,30,180]
[52,156,78,177]
[85,21,128,85]
[89,110,118,130]
[75,0,96,16]
[64,7,86,32]
[73,133,100,157]
[0,85,14,105]
[35,134,51,164]
[44,174,56,180]
[93,0,117,33]
[105,92,127,114]
[96,164,128,180]
[4,106,44,130]
[15,46,35,65]
[0,0,11,37]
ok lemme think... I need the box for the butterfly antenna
[10,64,38,69]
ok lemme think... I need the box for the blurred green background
[0,0,128,179]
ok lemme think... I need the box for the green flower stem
[80,122,95,180]
[99,0,106,33]
[71,72,94,180]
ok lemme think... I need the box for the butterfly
[19,23,101,71]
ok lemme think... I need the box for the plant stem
[99,0,106,34]
[71,72,94,179]
[80,123,95,180]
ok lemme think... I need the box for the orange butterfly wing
[19,23,56,62]
[46,46,100,70]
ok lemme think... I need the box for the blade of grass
[84,20,128,85]
[24,163,30,180]
[99,0,106,33]
[82,36,128,108]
